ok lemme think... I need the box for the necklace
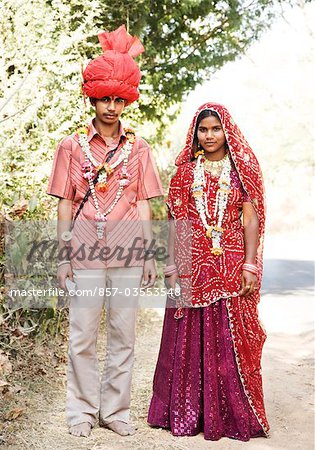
[77,126,135,239]
[192,154,232,255]
[203,154,228,177]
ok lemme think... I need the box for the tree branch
[147,18,229,73]
[0,74,29,113]
[0,103,33,124]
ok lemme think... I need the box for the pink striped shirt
[47,120,164,268]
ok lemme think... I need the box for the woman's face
[197,115,226,160]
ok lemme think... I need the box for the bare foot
[69,422,92,438]
[102,420,136,436]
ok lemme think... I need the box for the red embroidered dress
[168,163,251,306]
[148,103,269,440]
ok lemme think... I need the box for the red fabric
[83,25,144,104]
[168,167,252,306]
[174,102,266,279]
[167,102,269,435]
[148,300,265,440]
[98,25,144,57]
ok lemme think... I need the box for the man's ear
[90,97,96,107]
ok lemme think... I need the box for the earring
[194,142,204,158]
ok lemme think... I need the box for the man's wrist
[144,249,156,260]
[57,260,71,267]
[61,230,73,242]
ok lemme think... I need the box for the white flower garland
[77,127,134,239]
[192,154,231,255]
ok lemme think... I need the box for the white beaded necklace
[77,127,134,239]
[192,154,231,255]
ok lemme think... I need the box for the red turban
[83,25,144,105]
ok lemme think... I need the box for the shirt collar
[87,119,126,143]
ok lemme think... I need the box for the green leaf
[28,197,38,213]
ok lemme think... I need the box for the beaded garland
[77,126,135,239]
[192,153,231,255]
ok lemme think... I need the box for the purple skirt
[148,299,265,441]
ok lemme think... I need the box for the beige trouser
[66,266,143,427]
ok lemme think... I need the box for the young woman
[148,102,269,441]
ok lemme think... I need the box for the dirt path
[6,290,313,450]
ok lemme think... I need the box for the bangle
[164,270,178,277]
[58,260,71,267]
[242,263,258,275]
[163,264,178,277]
[164,264,177,271]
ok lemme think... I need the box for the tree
[68,0,297,124]
[0,0,302,339]
[0,0,298,215]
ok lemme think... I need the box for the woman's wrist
[244,258,256,265]
[242,262,258,276]
[163,264,178,277]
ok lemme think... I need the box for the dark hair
[192,109,223,159]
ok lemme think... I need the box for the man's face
[92,96,126,125]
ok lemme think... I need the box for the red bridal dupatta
[167,102,269,435]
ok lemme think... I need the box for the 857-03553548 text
[8,286,181,298]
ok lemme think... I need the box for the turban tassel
[98,25,144,58]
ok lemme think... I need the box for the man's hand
[57,263,74,291]
[239,270,258,297]
[142,259,157,288]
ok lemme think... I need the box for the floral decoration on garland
[192,153,231,255]
[77,125,135,239]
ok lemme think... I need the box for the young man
[47,25,163,438]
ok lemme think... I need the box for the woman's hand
[57,263,73,291]
[239,270,258,296]
[164,272,178,290]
